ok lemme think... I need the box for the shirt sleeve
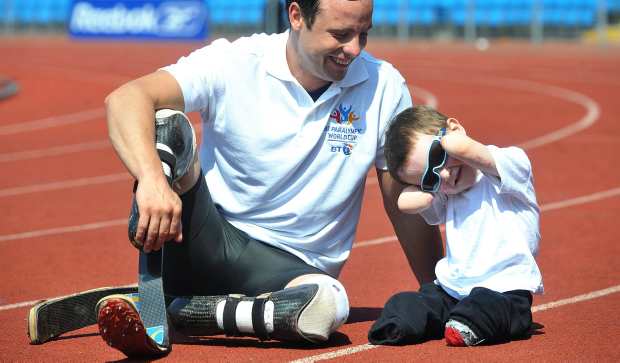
[160,38,230,114]
[375,74,413,170]
[486,145,534,200]
[419,192,447,225]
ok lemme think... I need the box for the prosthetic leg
[167,275,350,343]
[98,109,196,358]
[127,109,197,249]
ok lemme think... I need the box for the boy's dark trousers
[368,283,533,345]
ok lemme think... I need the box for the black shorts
[162,171,327,297]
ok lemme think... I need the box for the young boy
[368,105,543,346]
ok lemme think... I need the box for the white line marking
[411,86,439,109]
[353,236,397,248]
[0,140,110,163]
[0,121,196,163]
[0,173,130,197]
[1,186,618,243]
[540,187,620,212]
[0,283,137,312]
[0,219,126,242]
[531,285,620,312]
[290,284,620,363]
[0,299,43,312]
[495,79,601,150]
[290,344,378,363]
[415,75,601,150]
[1,186,618,310]
[0,108,104,136]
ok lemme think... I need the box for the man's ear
[288,2,304,31]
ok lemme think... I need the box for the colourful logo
[146,325,165,345]
[330,103,360,125]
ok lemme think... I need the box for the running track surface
[1,37,619,362]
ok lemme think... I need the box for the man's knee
[284,274,350,342]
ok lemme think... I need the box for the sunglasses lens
[421,140,447,192]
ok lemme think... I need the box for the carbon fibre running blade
[138,249,170,350]
[27,285,138,344]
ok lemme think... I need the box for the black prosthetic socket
[127,110,194,247]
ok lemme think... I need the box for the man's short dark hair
[384,106,448,184]
[286,0,321,29]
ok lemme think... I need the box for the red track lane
[1,38,619,361]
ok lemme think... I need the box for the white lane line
[0,299,45,312]
[0,185,618,312]
[540,187,620,212]
[0,219,126,242]
[411,86,439,109]
[0,108,104,136]
[0,139,110,163]
[0,173,130,197]
[0,283,137,312]
[499,79,601,150]
[415,74,601,151]
[0,122,197,163]
[354,236,398,248]
[290,284,620,363]
[290,344,378,363]
[532,285,620,313]
[1,186,619,244]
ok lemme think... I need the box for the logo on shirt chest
[324,103,363,156]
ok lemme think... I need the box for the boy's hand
[440,131,471,159]
[441,128,498,178]
[398,186,434,214]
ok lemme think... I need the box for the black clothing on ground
[368,283,533,345]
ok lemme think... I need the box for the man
[100,0,443,356]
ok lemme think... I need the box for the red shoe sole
[97,298,167,357]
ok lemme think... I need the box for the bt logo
[330,144,353,155]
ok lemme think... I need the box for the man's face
[291,0,373,87]
[398,133,478,195]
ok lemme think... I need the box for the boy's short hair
[385,105,449,184]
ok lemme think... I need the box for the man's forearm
[105,83,166,183]
[105,71,186,183]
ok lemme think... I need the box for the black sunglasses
[420,128,447,193]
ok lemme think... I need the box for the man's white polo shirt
[162,32,411,276]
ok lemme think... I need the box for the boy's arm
[377,169,443,284]
[398,186,434,214]
[441,133,498,177]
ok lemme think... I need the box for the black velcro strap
[252,297,270,341]
[223,296,241,337]
[156,149,176,179]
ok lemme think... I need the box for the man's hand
[134,177,183,252]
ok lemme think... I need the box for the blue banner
[69,0,208,40]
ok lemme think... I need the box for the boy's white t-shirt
[161,32,411,277]
[420,145,544,299]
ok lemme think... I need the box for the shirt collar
[265,31,369,89]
